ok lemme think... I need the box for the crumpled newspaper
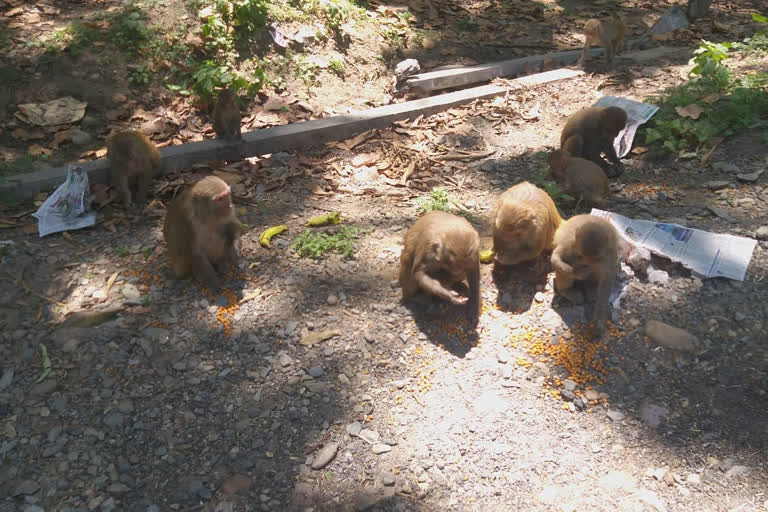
[15,96,87,126]
[32,165,96,237]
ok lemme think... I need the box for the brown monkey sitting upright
[580,13,627,66]
[399,211,481,322]
[164,176,241,290]
[212,89,242,141]
[551,214,618,331]
[560,106,627,178]
[547,149,609,208]
[107,130,161,208]
[492,182,563,267]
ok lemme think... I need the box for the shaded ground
[2,0,768,511]
[1,41,768,511]
[0,0,764,177]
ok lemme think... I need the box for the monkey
[399,211,481,322]
[560,106,627,178]
[579,13,627,66]
[547,149,609,208]
[212,89,242,141]
[163,176,241,290]
[550,214,618,331]
[107,130,161,208]
[492,182,563,267]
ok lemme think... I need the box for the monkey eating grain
[399,211,481,323]
[163,176,241,290]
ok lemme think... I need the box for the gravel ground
[1,55,768,512]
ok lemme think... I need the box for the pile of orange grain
[510,321,626,389]
[212,288,239,335]
[622,183,677,200]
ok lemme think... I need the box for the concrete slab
[1,68,584,203]
[406,49,601,92]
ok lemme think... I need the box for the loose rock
[645,320,700,352]
[311,442,339,469]
[372,443,392,454]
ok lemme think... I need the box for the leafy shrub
[640,24,768,155]
[293,226,360,259]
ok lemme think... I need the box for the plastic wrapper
[32,165,96,237]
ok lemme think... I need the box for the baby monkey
[551,214,618,331]
[547,149,609,208]
[107,130,161,208]
[163,176,241,290]
[560,106,627,178]
[399,211,481,323]
[212,89,242,141]
[580,13,627,66]
[492,182,563,267]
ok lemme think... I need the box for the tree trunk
[687,0,713,20]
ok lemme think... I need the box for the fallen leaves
[301,329,342,346]
[675,103,705,120]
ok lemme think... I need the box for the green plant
[456,15,478,31]
[201,9,234,54]
[293,226,361,259]
[689,40,732,89]
[0,154,36,176]
[733,13,768,54]
[116,246,129,257]
[328,57,345,76]
[640,31,768,155]
[110,7,152,51]
[413,188,480,223]
[129,64,151,86]
[324,0,348,31]
[536,178,574,216]
[231,0,269,34]
[189,60,263,102]
[415,187,456,213]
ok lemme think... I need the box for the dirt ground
[1,0,764,171]
[2,1,768,512]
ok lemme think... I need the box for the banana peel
[259,225,288,248]
[306,212,342,227]
[479,249,495,264]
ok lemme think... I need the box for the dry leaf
[351,152,378,167]
[263,96,288,111]
[301,329,341,346]
[522,102,541,120]
[212,169,243,185]
[105,272,119,295]
[675,104,705,120]
[335,130,373,150]
[11,128,45,140]
[51,129,74,148]
[239,288,262,305]
[28,144,52,157]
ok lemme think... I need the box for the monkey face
[211,188,233,216]
[494,208,539,265]
[494,239,538,266]
[547,152,569,180]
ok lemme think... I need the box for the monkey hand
[608,161,625,178]
[572,265,592,280]
[449,290,469,305]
